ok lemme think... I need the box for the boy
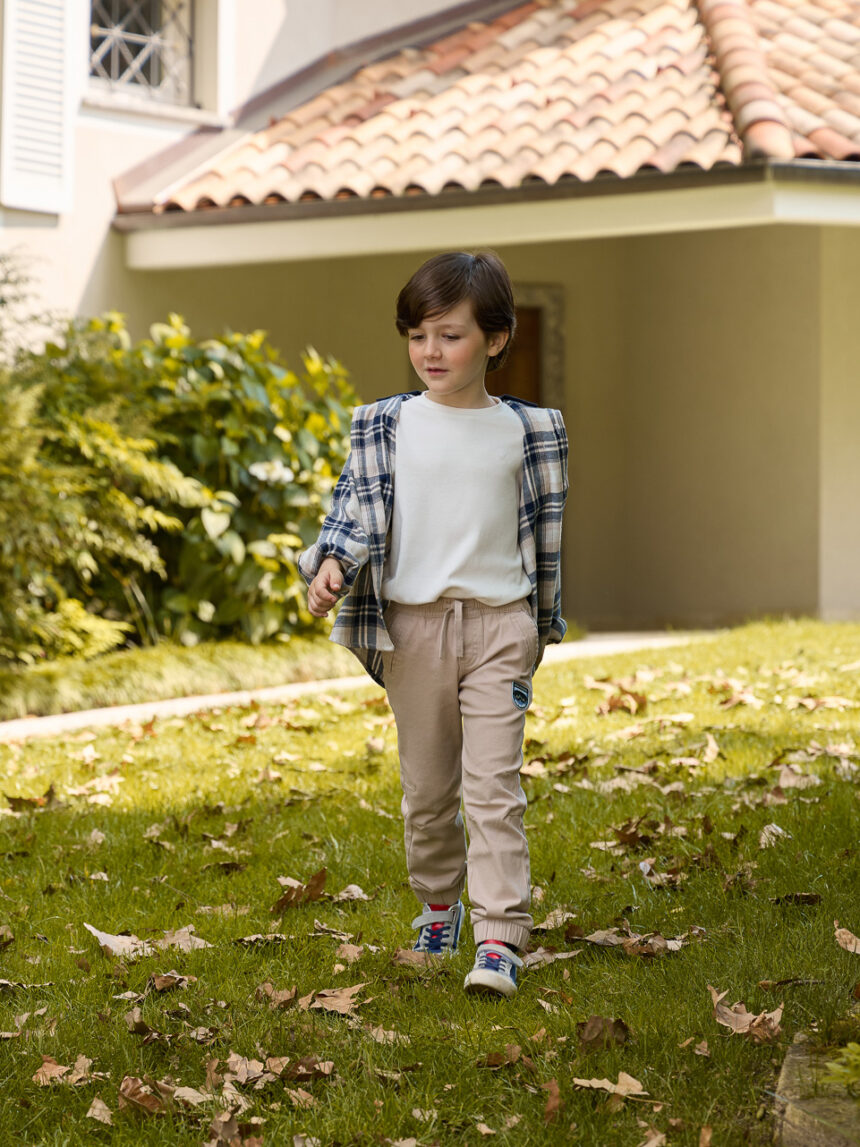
[298,251,568,998]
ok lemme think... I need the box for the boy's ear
[489,329,510,356]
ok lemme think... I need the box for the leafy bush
[0,351,201,664]
[822,1042,860,1097]
[131,314,358,646]
[0,308,357,664]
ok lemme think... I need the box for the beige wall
[820,227,860,621]
[109,225,826,631]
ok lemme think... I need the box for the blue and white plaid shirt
[298,391,568,686]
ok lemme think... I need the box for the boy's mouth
[426,368,447,375]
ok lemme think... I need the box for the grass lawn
[1,618,859,1146]
[0,636,359,722]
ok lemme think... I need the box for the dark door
[488,306,542,405]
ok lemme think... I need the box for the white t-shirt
[381,393,531,605]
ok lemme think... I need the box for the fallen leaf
[759,823,791,849]
[571,1072,647,1097]
[331,884,370,902]
[150,970,197,992]
[286,1087,315,1108]
[32,1055,70,1085]
[336,942,364,964]
[412,1107,437,1122]
[86,1096,113,1125]
[533,908,577,932]
[307,982,367,1016]
[700,1128,713,1147]
[158,924,212,952]
[637,1130,666,1147]
[523,947,582,969]
[707,985,783,1042]
[117,1075,171,1116]
[234,933,289,947]
[835,920,860,954]
[577,1015,630,1051]
[392,948,438,966]
[255,981,298,1010]
[272,868,327,912]
[541,1078,565,1122]
[476,1122,496,1135]
[365,1024,410,1045]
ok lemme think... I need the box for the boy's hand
[308,557,344,617]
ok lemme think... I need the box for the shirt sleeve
[297,449,370,591]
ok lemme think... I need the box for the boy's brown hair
[395,250,516,372]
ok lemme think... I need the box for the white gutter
[125,175,860,270]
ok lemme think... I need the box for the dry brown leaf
[707,985,783,1042]
[365,1024,410,1045]
[572,1071,647,1097]
[308,982,367,1016]
[533,909,577,932]
[392,948,438,966]
[272,868,327,912]
[336,942,364,964]
[475,1122,496,1135]
[541,1078,565,1122]
[637,1130,667,1147]
[759,823,791,849]
[32,1055,70,1085]
[117,1075,170,1116]
[150,970,196,992]
[577,1015,630,1051]
[777,764,821,790]
[523,947,582,969]
[86,1096,113,1125]
[158,924,211,952]
[83,922,154,960]
[233,933,289,947]
[699,1127,713,1147]
[331,883,370,902]
[835,920,860,954]
[255,981,298,1010]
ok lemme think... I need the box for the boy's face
[406,299,508,407]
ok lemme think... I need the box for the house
[2,0,859,631]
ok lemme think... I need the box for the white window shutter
[0,0,80,214]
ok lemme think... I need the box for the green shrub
[1,318,209,664]
[0,366,197,664]
[822,1042,860,1097]
[1,303,357,663]
[132,315,357,646]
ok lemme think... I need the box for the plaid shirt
[298,391,568,686]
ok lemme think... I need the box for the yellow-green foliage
[1,311,358,664]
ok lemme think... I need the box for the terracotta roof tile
[136,0,860,217]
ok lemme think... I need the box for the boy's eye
[408,334,424,341]
[443,335,460,341]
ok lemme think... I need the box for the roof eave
[120,160,860,272]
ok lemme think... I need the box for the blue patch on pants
[512,680,532,711]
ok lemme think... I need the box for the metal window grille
[89,1,194,105]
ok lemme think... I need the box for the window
[89,1,194,106]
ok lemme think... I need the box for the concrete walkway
[0,630,712,745]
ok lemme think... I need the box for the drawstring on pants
[438,599,464,659]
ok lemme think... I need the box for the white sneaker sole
[463,968,517,997]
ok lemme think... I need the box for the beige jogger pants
[381,597,538,950]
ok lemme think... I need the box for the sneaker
[463,941,523,998]
[411,900,465,955]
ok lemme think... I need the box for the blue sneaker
[411,901,465,955]
[463,941,523,997]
